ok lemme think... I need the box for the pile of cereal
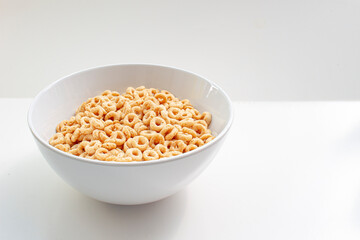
[49,86,215,162]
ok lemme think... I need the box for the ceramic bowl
[28,64,233,205]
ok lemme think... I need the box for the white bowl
[28,64,233,205]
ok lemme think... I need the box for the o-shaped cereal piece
[149,133,165,148]
[184,144,198,152]
[55,144,70,152]
[143,149,160,161]
[131,136,149,151]
[143,100,156,113]
[143,111,156,125]
[95,148,109,161]
[104,111,121,121]
[170,140,187,152]
[102,141,117,150]
[90,117,105,130]
[191,123,207,136]
[79,124,93,135]
[150,117,166,132]
[89,105,106,119]
[126,148,143,161]
[200,133,215,143]
[121,102,132,115]
[136,89,148,98]
[122,125,137,139]
[154,93,167,104]
[189,138,204,147]
[110,130,126,146]
[70,128,81,142]
[182,127,197,138]
[168,107,183,120]
[140,130,157,140]
[179,119,195,128]
[154,144,168,157]
[160,124,178,140]
[134,122,148,134]
[80,116,91,126]
[163,150,182,158]
[132,106,143,119]
[113,96,126,109]
[201,112,212,126]
[84,140,102,155]
[123,113,140,127]
[102,101,116,112]
[104,123,122,136]
[49,133,65,146]
[176,132,193,142]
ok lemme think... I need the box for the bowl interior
[29,64,232,150]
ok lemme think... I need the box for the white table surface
[1,99,360,240]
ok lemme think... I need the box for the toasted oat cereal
[49,87,215,162]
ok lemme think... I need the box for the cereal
[49,87,215,162]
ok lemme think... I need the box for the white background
[1,0,360,100]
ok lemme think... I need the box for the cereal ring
[49,132,65,146]
[89,105,106,119]
[150,117,166,132]
[95,148,109,161]
[84,140,102,155]
[132,106,143,119]
[169,140,187,152]
[154,144,168,157]
[117,156,133,162]
[70,128,81,142]
[160,124,178,140]
[136,86,146,91]
[176,132,193,142]
[143,111,156,125]
[143,100,156,113]
[184,144,198,152]
[99,130,110,142]
[201,112,212,126]
[155,93,167,104]
[126,148,143,161]
[79,124,93,135]
[140,130,157,140]
[55,144,70,152]
[113,96,126,109]
[104,123,122,136]
[122,125,137,139]
[123,113,140,127]
[64,133,73,145]
[149,133,165,148]
[90,117,105,130]
[182,127,197,138]
[104,111,121,121]
[200,133,215,143]
[134,122,148,134]
[179,119,195,128]
[191,123,206,136]
[168,107,183,120]
[102,101,116,112]
[110,130,126,146]
[143,149,159,161]
[62,124,79,134]
[189,138,204,147]
[102,141,117,150]
[131,136,149,151]
[163,150,182,158]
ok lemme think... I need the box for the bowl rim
[28,63,234,167]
